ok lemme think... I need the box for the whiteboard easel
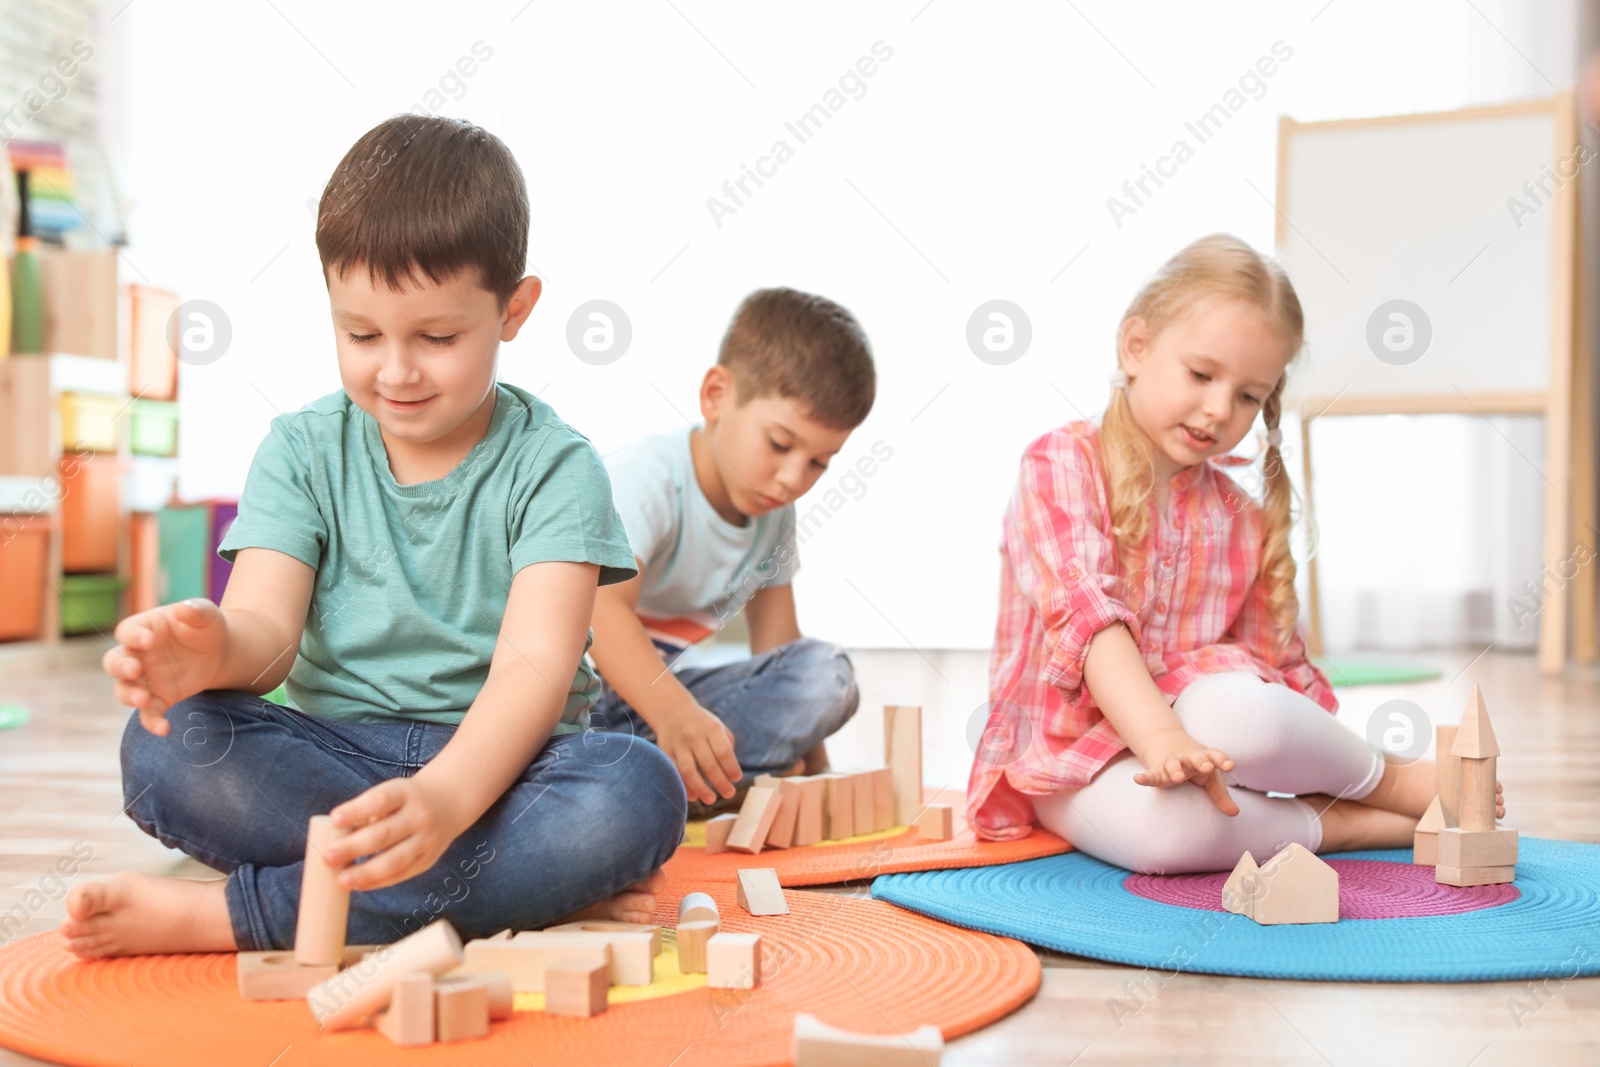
[1277,93,1593,673]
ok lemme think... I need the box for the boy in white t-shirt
[590,288,875,812]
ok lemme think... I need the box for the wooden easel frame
[1280,92,1595,673]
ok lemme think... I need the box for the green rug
[1314,657,1442,687]
[0,704,29,730]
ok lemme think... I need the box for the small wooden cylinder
[1458,757,1497,831]
[1435,725,1461,826]
[295,815,352,966]
[308,920,464,1030]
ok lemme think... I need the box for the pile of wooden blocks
[1221,842,1339,925]
[704,704,952,854]
[671,890,770,989]
[1414,684,1516,887]
[452,917,666,1019]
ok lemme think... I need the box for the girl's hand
[324,776,465,891]
[1132,731,1240,816]
[101,599,227,736]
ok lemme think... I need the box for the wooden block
[1413,796,1447,866]
[704,813,738,854]
[675,919,719,974]
[793,1012,944,1066]
[539,930,650,986]
[884,705,925,827]
[822,773,855,840]
[766,778,806,849]
[1451,683,1500,758]
[452,931,611,993]
[435,978,490,1041]
[726,786,782,854]
[544,959,609,1018]
[460,971,514,1020]
[871,768,895,832]
[237,951,337,1001]
[678,892,720,925]
[1249,843,1338,925]
[736,867,789,916]
[852,772,876,837]
[544,919,663,958]
[1436,725,1462,827]
[1437,827,1518,868]
[308,920,464,1031]
[1458,757,1497,831]
[707,932,762,989]
[1436,862,1516,887]
[295,814,351,966]
[793,776,827,846]
[914,804,953,842]
[1221,852,1259,918]
[375,972,435,1047]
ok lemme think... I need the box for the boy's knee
[581,736,686,865]
[784,637,859,732]
[120,691,252,826]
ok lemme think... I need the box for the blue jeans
[588,636,860,781]
[119,691,686,951]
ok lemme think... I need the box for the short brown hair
[316,115,528,309]
[718,288,875,429]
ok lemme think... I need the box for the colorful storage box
[59,391,122,452]
[60,452,119,573]
[129,399,179,457]
[0,515,51,641]
[128,512,159,614]
[157,505,209,604]
[59,574,125,635]
[128,286,180,401]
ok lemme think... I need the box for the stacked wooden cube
[1414,684,1516,887]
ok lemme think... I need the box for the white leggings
[1031,672,1384,874]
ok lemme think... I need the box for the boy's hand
[324,776,464,891]
[1132,730,1239,816]
[656,702,741,806]
[102,599,227,737]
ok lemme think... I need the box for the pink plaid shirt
[967,420,1336,841]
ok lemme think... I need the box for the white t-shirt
[603,427,799,660]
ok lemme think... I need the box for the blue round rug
[870,837,1600,982]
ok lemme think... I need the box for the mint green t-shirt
[218,382,637,730]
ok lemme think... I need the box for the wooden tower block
[765,778,805,849]
[870,768,895,832]
[435,979,490,1041]
[1412,796,1447,867]
[727,786,783,854]
[736,867,789,916]
[678,892,720,925]
[1436,863,1516,887]
[707,932,763,989]
[704,813,738,854]
[793,1012,945,1066]
[1250,843,1339,925]
[544,919,663,958]
[295,815,351,966]
[1221,852,1260,918]
[1437,827,1518,868]
[914,804,953,841]
[823,773,855,841]
[376,972,436,1047]
[1436,724,1462,827]
[793,776,827,846]
[852,772,876,837]
[1456,757,1498,832]
[544,959,609,1018]
[884,704,925,827]
[1452,684,1501,758]
[675,919,719,974]
[453,931,610,994]
[308,920,464,1031]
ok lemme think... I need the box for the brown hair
[718,288,876,430]
[316,115,528,310]
[1101,233,1307,655]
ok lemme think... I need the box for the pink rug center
[1123,859,1520,918]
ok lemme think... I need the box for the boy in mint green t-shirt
[61,115,685,958]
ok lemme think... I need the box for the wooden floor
[1,641,1597,1064]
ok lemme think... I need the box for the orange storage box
[0,515,52,641]
[60,453,120,573]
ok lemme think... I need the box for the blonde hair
[1099,233,1306,656]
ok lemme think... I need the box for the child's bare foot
[1302,795,1419,853]
[61,873,236,959]
[1361,754,1507,820]
[556,868,667,927]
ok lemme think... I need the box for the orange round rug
[0,878,1039,1066]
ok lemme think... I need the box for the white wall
[103,0,1579,650]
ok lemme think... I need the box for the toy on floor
[707,931,763,989]
[1414,684,1517,887]
[675,891,721,973]
[735,868,788,916]
[1222,843,1339,925]
[792,1012,945,1065]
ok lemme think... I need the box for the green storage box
[60,574,126,635]
[158,506,209,604]
[130,399,180,457]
